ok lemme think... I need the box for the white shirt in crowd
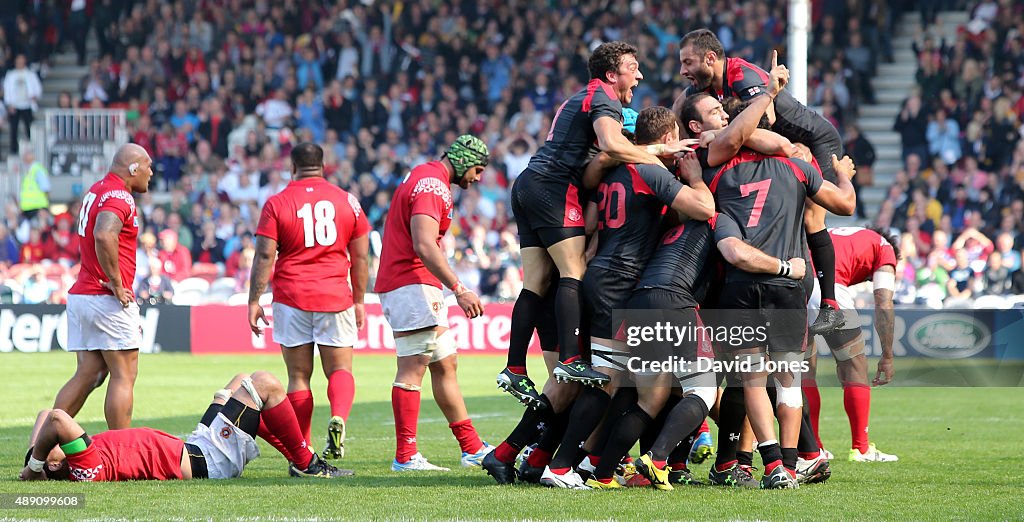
[2,67,42,110]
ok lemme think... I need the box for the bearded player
[374,135,494,471]
[678,29,848,336]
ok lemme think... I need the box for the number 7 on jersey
[739,179,771,227]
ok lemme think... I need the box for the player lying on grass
[20,371,351,481]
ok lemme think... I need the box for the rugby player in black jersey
[678,30,850,337]
[502,42,698,404]
[677,78,857,489]
[534,106,714,489]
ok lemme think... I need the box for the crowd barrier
[1,304,1022,361]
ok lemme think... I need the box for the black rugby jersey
[527,79,623,186]
[683,56,838,145]
[704,150,822,284]
[634,219,716,307]
[589,163,685,277]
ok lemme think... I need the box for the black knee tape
[219,398,260,439]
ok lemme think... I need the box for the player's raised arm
[706,50,788,166]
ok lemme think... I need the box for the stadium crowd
[1,0,1021,309]
[877,0,1024,307]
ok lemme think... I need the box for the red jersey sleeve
[96,190,134,225]
[874,241,898,272]
[408,177,449,223]
[255,198,279,241]
[347,192,371,239]
[66,444,109,482]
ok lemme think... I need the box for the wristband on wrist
[28,456,45,473]
[777,259,792,278]
[452,282,469,296]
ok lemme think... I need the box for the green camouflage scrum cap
[446,134,489,180]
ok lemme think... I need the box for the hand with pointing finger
[767,50,789,98]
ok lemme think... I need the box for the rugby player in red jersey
[249,143,370,462]
[21,371,348,481]
[374,135,493,471]
[53,143,152,430]
[801,226,899,473]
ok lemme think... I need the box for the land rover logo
[908,313,990,359]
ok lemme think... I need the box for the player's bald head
[111,143,149,173]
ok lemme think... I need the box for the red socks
[257,417,293,463]
[843,383,871,453]
[526,447,553,468]
[506,366,527,375]
[327,369,356,421]
[286,390,314,445]
[449,419,484,454]
[802,378,823,448]
[261,400,313,469]
[494,441,520,464]
[392,386,421,463]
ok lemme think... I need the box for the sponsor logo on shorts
[220,426,233,439]
[431,301,442,313]
[567,208,582,223]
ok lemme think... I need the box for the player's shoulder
[585,79,623,110]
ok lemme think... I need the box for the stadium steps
[851,9,970,225]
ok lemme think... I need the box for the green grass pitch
[0,352,1021,520]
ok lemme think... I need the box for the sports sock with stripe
[548,387,610,470]
[507,289,543,369]
[326,369,355,421]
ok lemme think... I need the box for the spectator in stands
[0,223,19,266]
[946,249,977,305]
[192,220,226,267]
[980,251,1012,296]
[19,228,47,264]
[157,229,192,282]
[994,233,1020,272]
[21,266,56,304]
[845,124,876,219]
[48,213,80,267]
[135,257,174,305]
[3,54,42,155]
[894,91,930,164]
[927,109,962,166]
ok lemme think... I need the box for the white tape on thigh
[394,330,436,357]
[433,329,457,361]
[239,378,264,410]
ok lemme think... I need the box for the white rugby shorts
[271,302,357,348]
[379,284,449,332]
[185,413,260,480]
[808,280,861,329]
[66,294,142,351]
